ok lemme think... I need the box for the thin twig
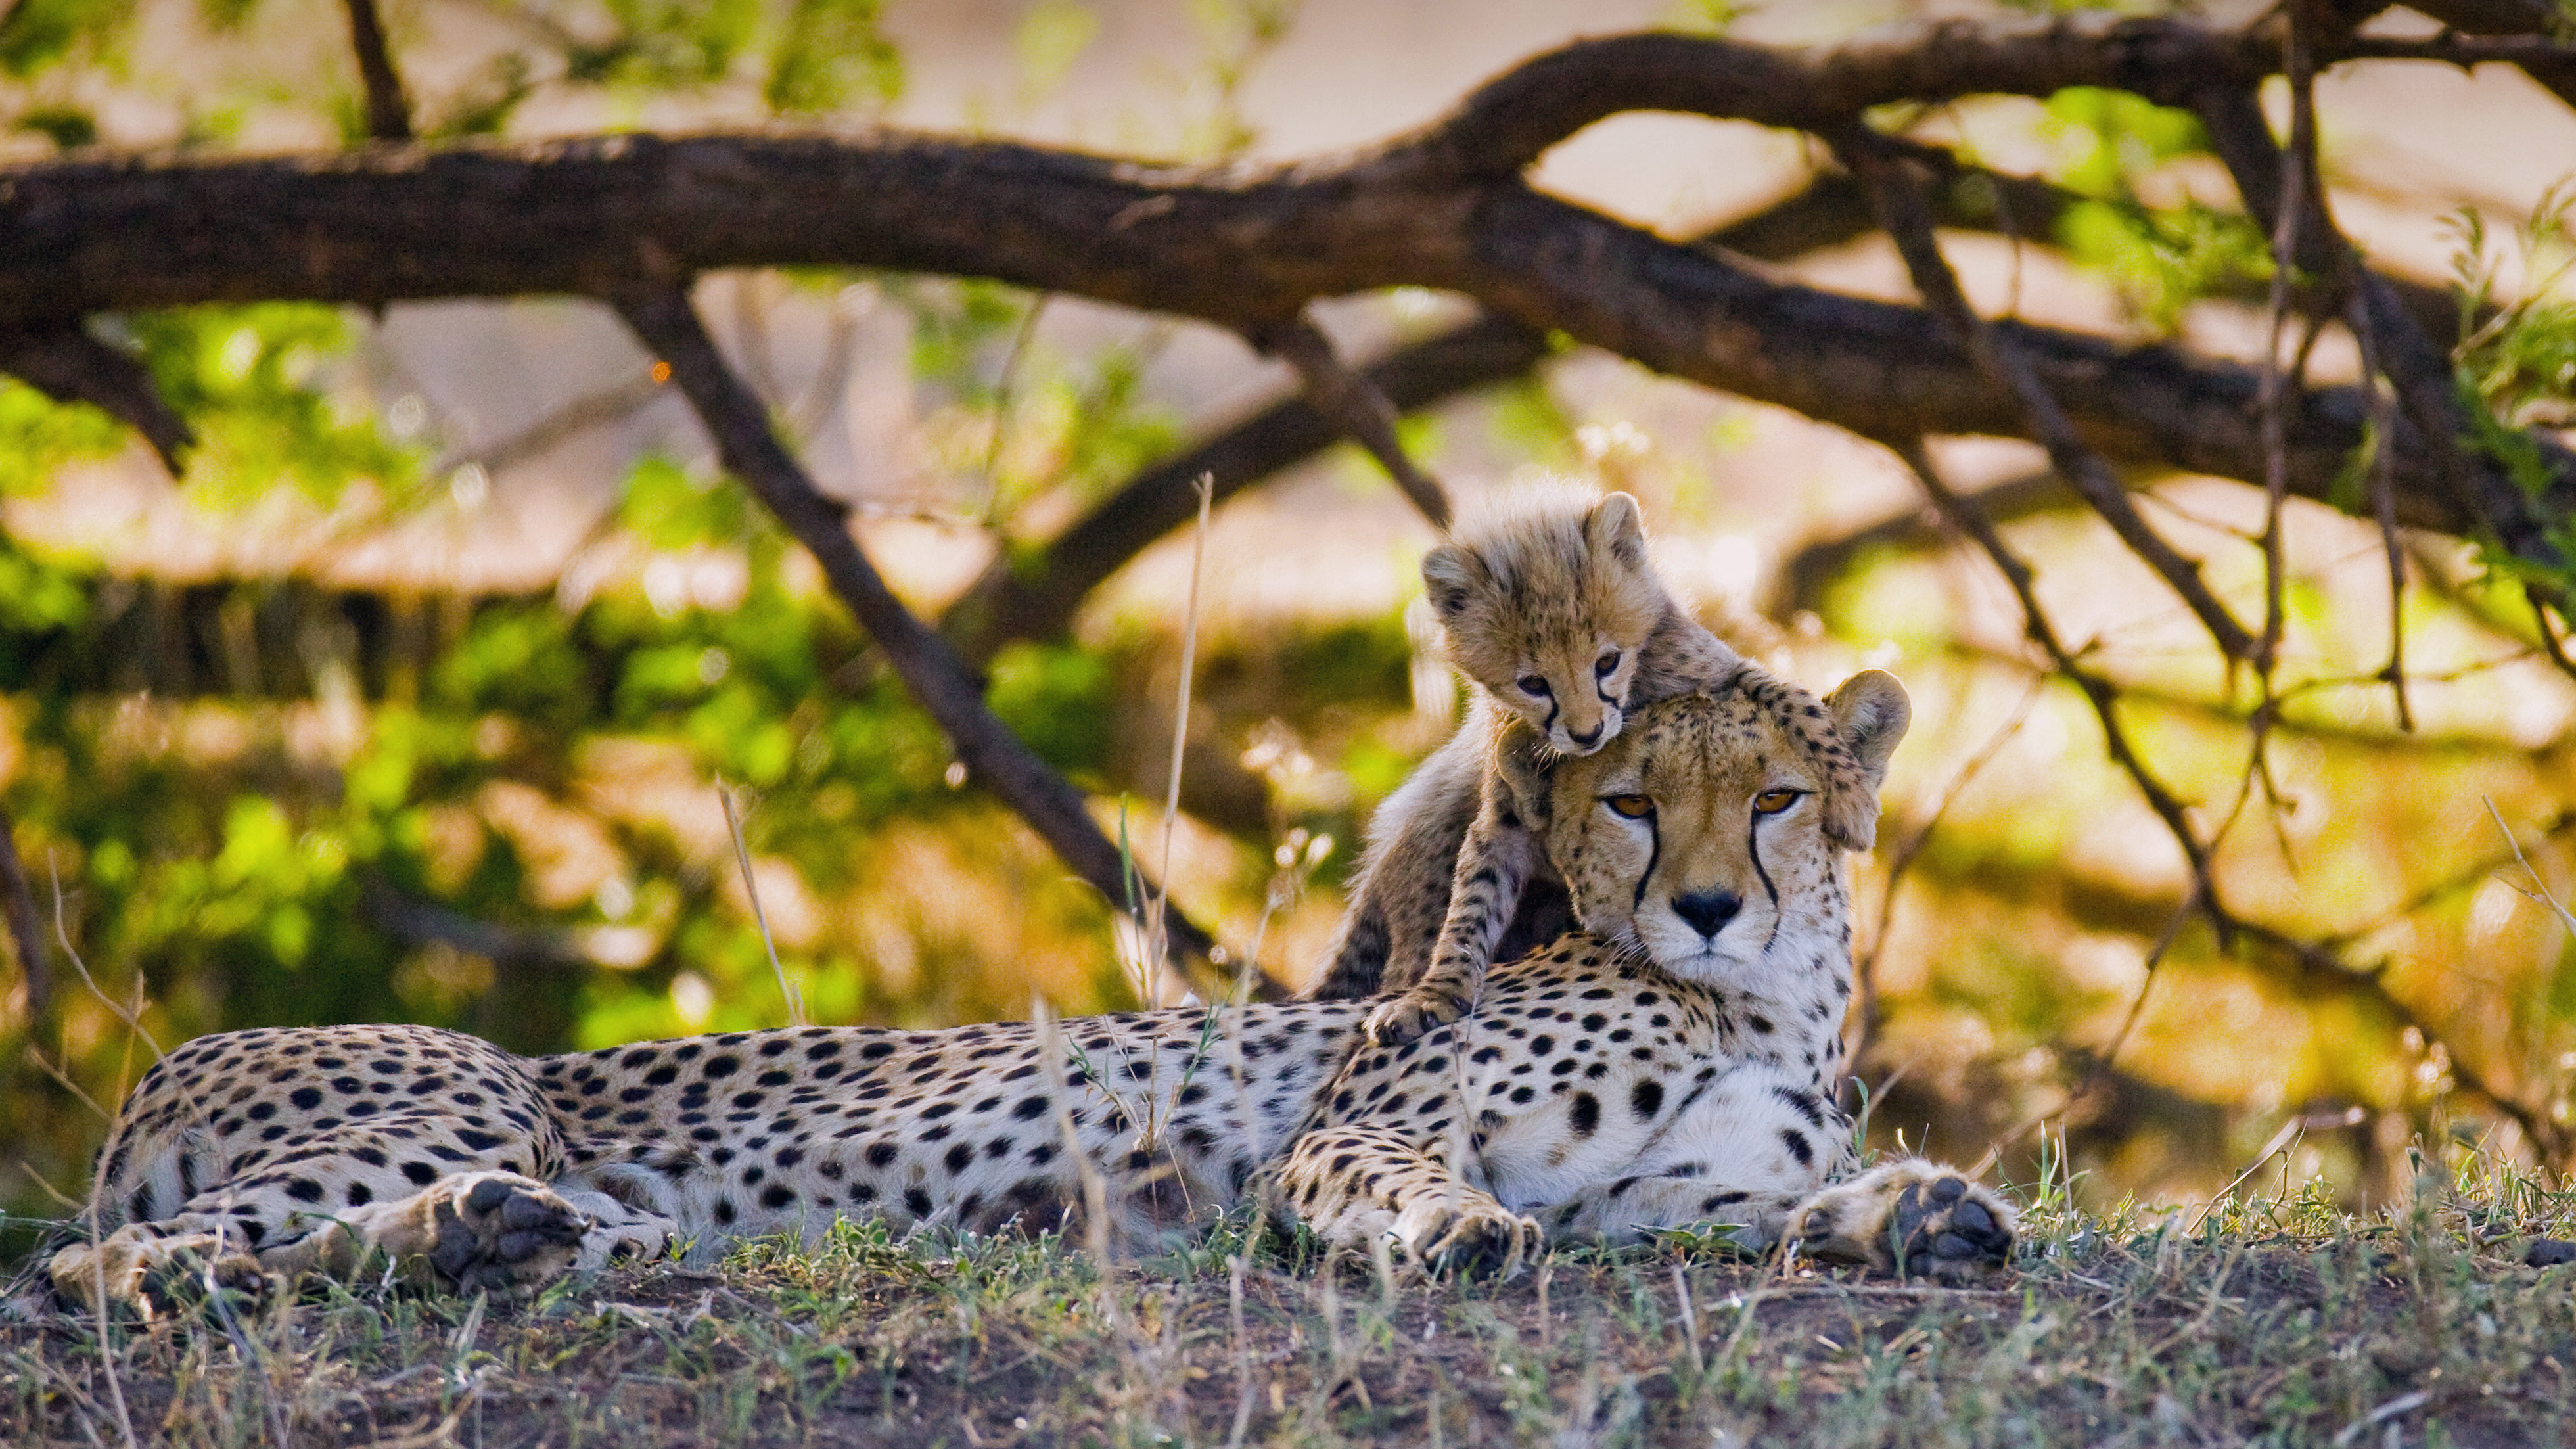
[1255,315,1452,528]
[1843,133,2257,666]
[1892,438,2214,890]
[426,369,665,479]
[611,284,1247,990]
[2483,796,2576,942]
[2347,302,2416,730]
[1852,672,2043,1067]
[978,297,1049,523]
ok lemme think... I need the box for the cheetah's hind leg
[1789,1160,2017,1283]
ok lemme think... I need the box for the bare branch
[0,128,2554,554]
[1890,436,2213,885]
[341,0,414,143]
[609,282,1259,996]
[2192,85,2561,579]
[1847,134,2259,664]
[427,367,666,478]
[1772,469,2072,618]
[1251,314,1451,528]
[0,322,193,475]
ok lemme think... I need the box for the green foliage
[765,0,904,116]
[986,641,1113,775]
[1015,0,1099,101]
[618,453,764,550]
[0,532,89,633]
[2040,87,2271,333]
[2448,185,2576,589]
[0,0,126,78]
[0,375,127,485]
[2055,197,2273,334]
[586,0,763,89]
[121,305,422,506]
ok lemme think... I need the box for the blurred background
[3,0,2575,1246]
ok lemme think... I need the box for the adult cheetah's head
[1504,666,1909,991]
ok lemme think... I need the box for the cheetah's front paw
[1363,985,1469,1047]
[1791,1161,2015,1283]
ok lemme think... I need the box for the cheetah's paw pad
[1795,1164,2015,1282]
[423,1174,591,1293]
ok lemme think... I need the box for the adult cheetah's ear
[1820,670,1910,851]
[1584,492,1649,572]
[1421,543,1490,624]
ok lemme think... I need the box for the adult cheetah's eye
[1753,788,1803,815]
[1603,794,1654,819]
[1517,675,1552,697]
[1594,650,1620,678]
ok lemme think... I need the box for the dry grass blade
[717,777,806,1028]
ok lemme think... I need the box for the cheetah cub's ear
[1420,542,1492,626]
[1583,491,1650,572]
[1820,670,1911,852]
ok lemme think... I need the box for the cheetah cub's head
[1421,486,1670,756]
[1505,666,1910,993]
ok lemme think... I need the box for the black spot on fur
[1630,1080,1663,1118]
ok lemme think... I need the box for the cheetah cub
[1308,484,1739,1044]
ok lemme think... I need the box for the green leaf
[766,0,904,114]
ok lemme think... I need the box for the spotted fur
[47,675,2011,1314]
[1308,485,1740,1047]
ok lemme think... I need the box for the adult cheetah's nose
[1670,890,1741,939]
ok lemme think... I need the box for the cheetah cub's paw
[1362,984,1469,1047]
[384,1173,593,1294]
[1791,1161,2016,1283]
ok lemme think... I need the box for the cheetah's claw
[1363,986,1469,1047]
[1417,1204,1540,1281]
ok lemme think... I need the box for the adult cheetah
[47,666,2013,1316]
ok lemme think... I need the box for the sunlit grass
[6,1139,2572,1447]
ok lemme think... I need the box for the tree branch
[609,282,1257,998]
[0,322,193,474]
[940,154,2464,660]
[1845,134,2259,664]
[341,0,414,143]
[1250,313,1451,528]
